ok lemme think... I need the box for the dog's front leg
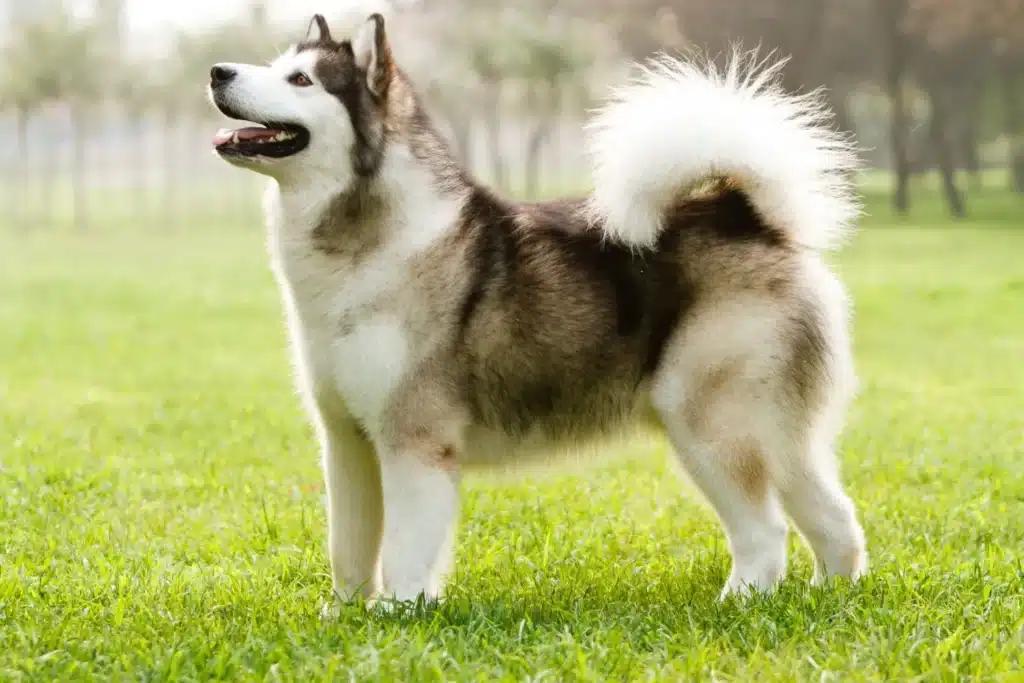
[319,416,385,608]
[376,442,460,606]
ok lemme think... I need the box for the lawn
[1,186,1023,681]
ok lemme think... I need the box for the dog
[207,12,867,609]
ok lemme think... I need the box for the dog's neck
[267,144,466,260]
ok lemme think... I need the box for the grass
[2,185,1024,681]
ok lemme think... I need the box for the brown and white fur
[207,13,867,609]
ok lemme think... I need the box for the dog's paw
[319,591,378,621]
[718,574,782,602]
[369,591,444,615]
[366,595,399,614]
[319,596,343,621]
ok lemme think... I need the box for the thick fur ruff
[208,14,868,608]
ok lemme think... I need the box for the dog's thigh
[651,298,797,598]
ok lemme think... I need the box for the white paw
[811,550,869,587]
[370,589,444,614]
[319,589,378,620]
[320,595,343,621]
[719,558,786,601]
[719,578,776,601]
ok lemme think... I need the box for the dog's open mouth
[213,123,310,159]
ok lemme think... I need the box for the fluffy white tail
[584,51,860,251]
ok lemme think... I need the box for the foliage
[4,0,1024,217]
[0,10,107,110]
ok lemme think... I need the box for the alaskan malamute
[207,13,867,610]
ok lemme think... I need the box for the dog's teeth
[231,132,239,144]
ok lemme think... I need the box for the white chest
[265,181,455,430]
[275,242,418,428]
[305,312,412,428]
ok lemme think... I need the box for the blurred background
[1,0,1022,232]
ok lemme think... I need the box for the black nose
[210,65,236,88]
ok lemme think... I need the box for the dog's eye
[288,72,313,87]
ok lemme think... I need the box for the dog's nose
[210,65,237,88]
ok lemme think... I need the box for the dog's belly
[456,387,661,470]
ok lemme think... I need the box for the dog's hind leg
[775,439,867,586]
[655,401,792,599]
[653,292,866,598]
[773,290,867,586]
[652,302,797,598]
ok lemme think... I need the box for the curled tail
[584,50,860,251]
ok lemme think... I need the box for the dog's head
[207,13,409,184]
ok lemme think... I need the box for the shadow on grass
[318,562,881,656]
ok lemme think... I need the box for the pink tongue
[212,127,279,146]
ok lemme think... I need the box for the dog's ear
[353,13,393,98]
[306,14,331,43]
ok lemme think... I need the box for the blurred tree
[506,14,604,197]
[61,24,107,232]
[114,63,159,221]
[576,0,992,216]
[463,22,520,189]
[422,0,618,192]
[905,0,989,216]
[152,3,282,228]
[986,0,1024,192]
[388,4,479,166]
[858,0,914,213]
[0,29,44,230]
[907,0,1024,198]
[1,11,106,230]
[174,2,280,113]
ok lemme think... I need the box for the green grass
[2,186,1023,681]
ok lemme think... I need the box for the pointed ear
[305,14,331,42]
[352,13,393,98]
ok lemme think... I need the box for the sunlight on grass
[1,187,1023,680]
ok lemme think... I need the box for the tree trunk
[826,87,856,139]
[523,84,555,200]
[13,107,30,232]
[39,109,56,229]
[435,98,473,168]
[161,107,177,231]
[524,123,548,201]
[954,80,985,192]
[887,80,912,214]
[483,83,505,190]
[879,0,911,214]
[451,115,473,171]
[1001,63,1024,194]
[927,89,966,218]
[131,112,149,222]
[961,115,982,192]
[70,106,88,231]
[780,0,828,96]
